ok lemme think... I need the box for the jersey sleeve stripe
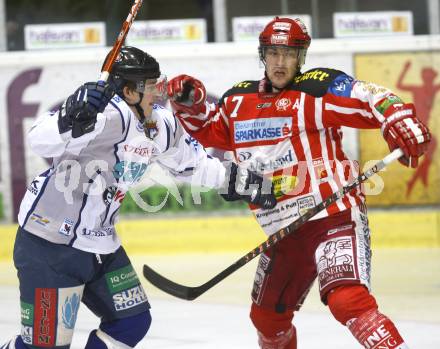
[324,103,374,119]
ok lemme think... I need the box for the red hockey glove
[167,74,207,116]
[381,103,431,168]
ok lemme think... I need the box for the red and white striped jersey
[177,68,406,235]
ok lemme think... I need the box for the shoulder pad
[291,68,348,97]
[222,80,259,98]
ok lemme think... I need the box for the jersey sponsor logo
[27,179,40,195]
[238,151,252,161]
[237,141,297,172]
[21,301,34,326]
[21,326,33,345]
[21,301,34,344]
[123,144,153,158]
[256,102,272,109]
[251,253,271,305]
[297,195,316,215]
[253,196,300,234]
[30,213,50,226]
[113,190,125,203]
[356,80,388,95]
[266,149,295,171]
[275,97,291,111]
[61,293,80,330]
[327,224,354,235]
[82,227,114,238]
[328,74,354,97]
[233,81,252,89]
[105,265,140,294]
[374,94,403,114]
[113,161,148,183]
[58,218,74,236]
[272,175,298,198]
[103,186,125,206]
[312,157,329,182]
[356,209,372,286]
[316,237,356,291]
[34,288,57,347]
[295,70,330,83]
[56,286,84,346]
[113,285,148,311]
[103,186,117,206]
[234,117,292,143]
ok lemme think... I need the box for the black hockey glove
[58,81,115,138]
[220,162,277,210]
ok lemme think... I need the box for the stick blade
[142,264,202,301]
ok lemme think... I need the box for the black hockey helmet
[105,46,161,95]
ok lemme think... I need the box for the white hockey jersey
[18,95,226,254]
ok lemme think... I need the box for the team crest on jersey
[143,119,159,139]
[275,98,291,111]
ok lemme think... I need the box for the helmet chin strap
[125,92,147,124]
[125,92,159,139]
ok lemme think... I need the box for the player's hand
[58,81,115,138]
[382,103,431,168]
[167,74,207,116]
[220,162,277,209]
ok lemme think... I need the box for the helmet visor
[135,74,168,100]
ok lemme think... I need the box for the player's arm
[28,81,115,158]
[166,74,232,150]
[154,110,276,209]
[322,72,431,168]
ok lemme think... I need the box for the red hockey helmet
[258,17,311,68]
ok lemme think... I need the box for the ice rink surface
[1,248,439,348]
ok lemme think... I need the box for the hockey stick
[143,148,403,300]
[99,0,144,82]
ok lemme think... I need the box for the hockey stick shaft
[99,0,144,82]
[143,149,403,300]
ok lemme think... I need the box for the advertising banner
[24,22,106,50]
[126,19,207,45]
[355,52,440,206]
[232,15,312,42]
[334,11,413,38]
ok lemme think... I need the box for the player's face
[139,75,168,116]
[264,46,299,89]
[139,79,158,117]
